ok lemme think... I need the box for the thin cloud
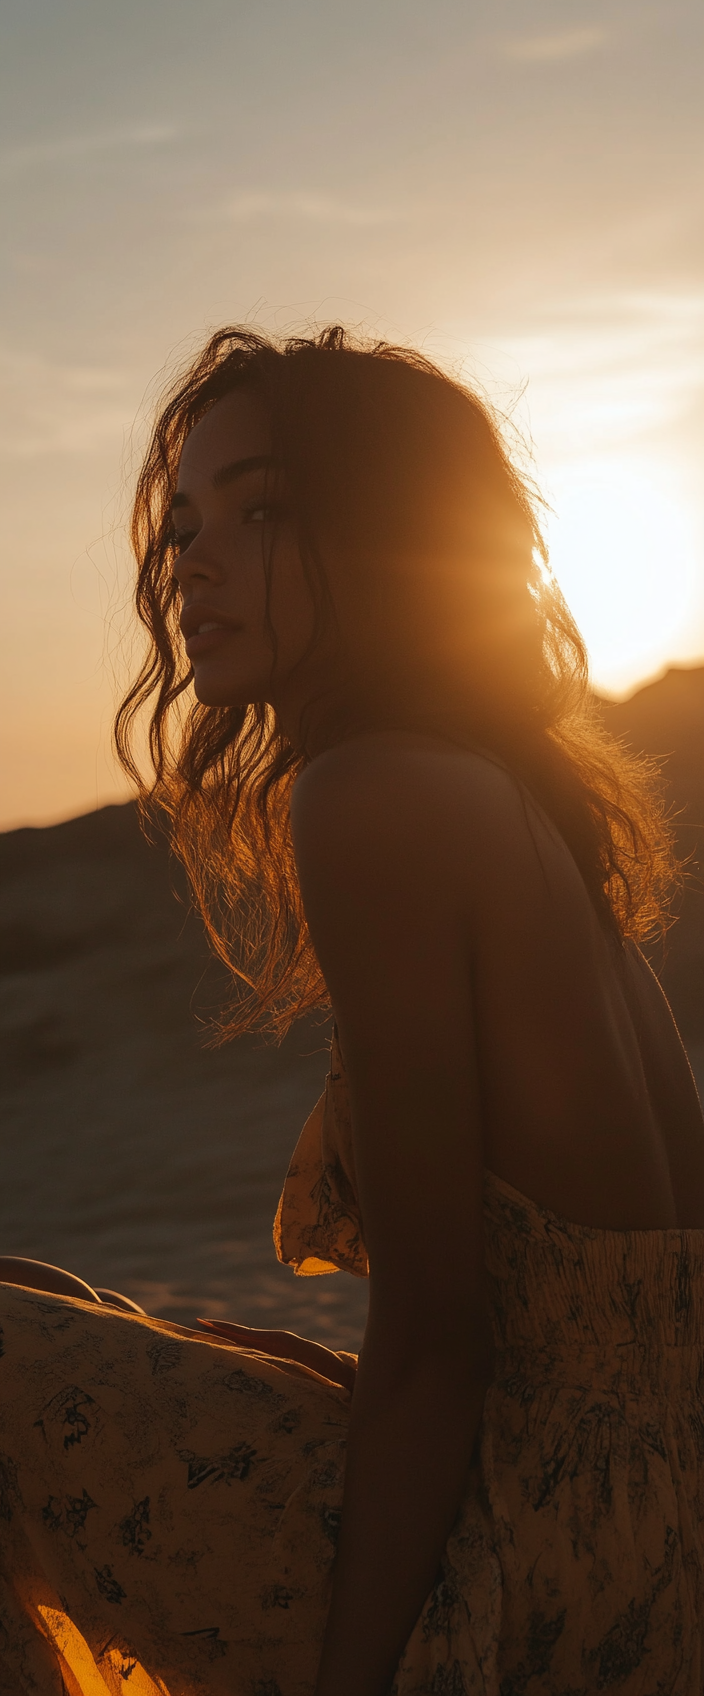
[478,293,704,459]
[0,123,177,177]
[216,191,398,228]
[0,348,135,458]
[504,27,607,63]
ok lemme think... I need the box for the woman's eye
[242,502,276,524]
[171,529,196,554]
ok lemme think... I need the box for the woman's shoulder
[290,730,554,917]
[292,729,523,834]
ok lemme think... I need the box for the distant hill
[598,665,703,1048]
[0,802,351,1339]
[598,664,703,829]
[0,664,702,1340]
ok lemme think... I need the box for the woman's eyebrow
[212,453,273,490]
[171,454,273,510]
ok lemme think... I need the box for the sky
[1,0,703,829]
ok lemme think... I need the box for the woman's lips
[184,624,240,659]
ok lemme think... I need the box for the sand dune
[0,804,363,1343]
[1,666,702,1351]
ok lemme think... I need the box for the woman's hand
[196,1317,357,1393]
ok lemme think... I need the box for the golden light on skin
[544,457,700,697]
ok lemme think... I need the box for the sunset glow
[1,0,702,827]
[548,458,700,694]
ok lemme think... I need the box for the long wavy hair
[115,325,677,1038]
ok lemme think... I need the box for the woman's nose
[172,537,226,592]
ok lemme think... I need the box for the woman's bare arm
[292,737,493,1696]
[0,1259,145,1314]
[0,1257,102,1303]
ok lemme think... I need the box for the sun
[544,457,699,696]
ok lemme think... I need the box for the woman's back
[294,730,704,1234]
[445,736,704,1230]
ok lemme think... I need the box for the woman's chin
[194,685,256,708]
[191,664,262,709]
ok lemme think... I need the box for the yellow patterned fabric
[274,1030,367,1278]
[2,1038,704,1692]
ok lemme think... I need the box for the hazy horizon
[2,0,703,831]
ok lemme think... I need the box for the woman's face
[172,389,316,714]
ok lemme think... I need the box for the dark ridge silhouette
[598,665,704,1047]
[1,663,701,1343]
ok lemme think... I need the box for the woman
[1,326,703,1696]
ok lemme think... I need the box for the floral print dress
[1,1029,704,1694]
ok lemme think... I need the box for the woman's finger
[196,1318,356,1391]
[197,1319,321,1359]
[197,1318,286,1346]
